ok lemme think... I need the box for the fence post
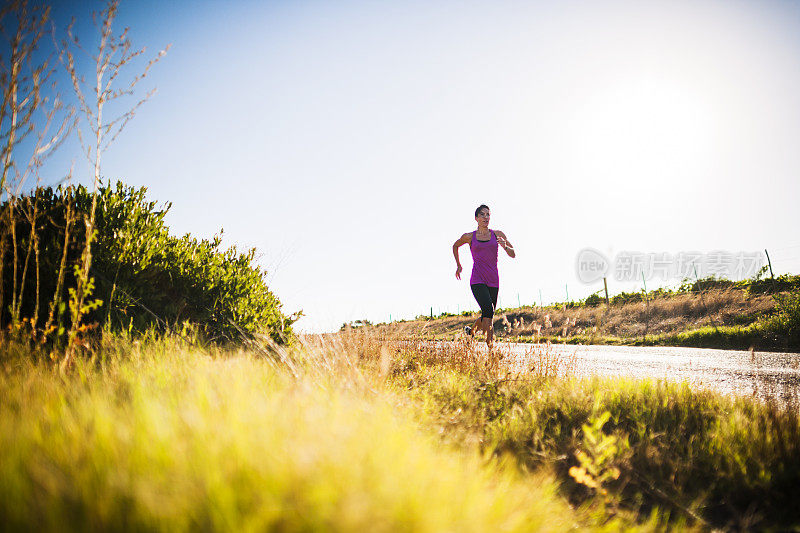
[603,277,610,305]
[764,248,775,278]
[642,272,649,337]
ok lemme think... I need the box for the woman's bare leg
[470,316,483,336]
[482,317,493,349]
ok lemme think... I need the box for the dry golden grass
[0,333,588,532]
[310,327,577,385]
[384,288,778,342]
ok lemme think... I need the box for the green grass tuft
[392,362,800,530]
[0,340,582,532]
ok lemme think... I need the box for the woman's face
[475,208,490,228]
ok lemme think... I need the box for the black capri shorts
[470,283,499,319]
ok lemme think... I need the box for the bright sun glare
[573,76,713,180]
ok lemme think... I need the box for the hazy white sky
[43,0,800,332]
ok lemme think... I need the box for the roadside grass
[508,323,781,351]
[385,340,800,531]
[309,330,800,528]
[0,335,594,532]
[3,329,798,530]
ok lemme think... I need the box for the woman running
[452,204,515,348]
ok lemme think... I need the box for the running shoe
[464,325,473,337]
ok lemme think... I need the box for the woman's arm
[452,232,471,279]
[496,230,516,258]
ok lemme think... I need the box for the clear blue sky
[35,0,800,332]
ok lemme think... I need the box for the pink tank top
[470,230,499,287]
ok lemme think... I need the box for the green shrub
[760,289,800,349]
[678,275,735,294]
[0,181,295,344]
[584,293,603,307]
[610,291,643,305]
[746,274,800,295]
[340,319,373,331]
[647,287,675,299]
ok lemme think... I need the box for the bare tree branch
[57,0,168,367]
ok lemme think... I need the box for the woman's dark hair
[475,204,490,217]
